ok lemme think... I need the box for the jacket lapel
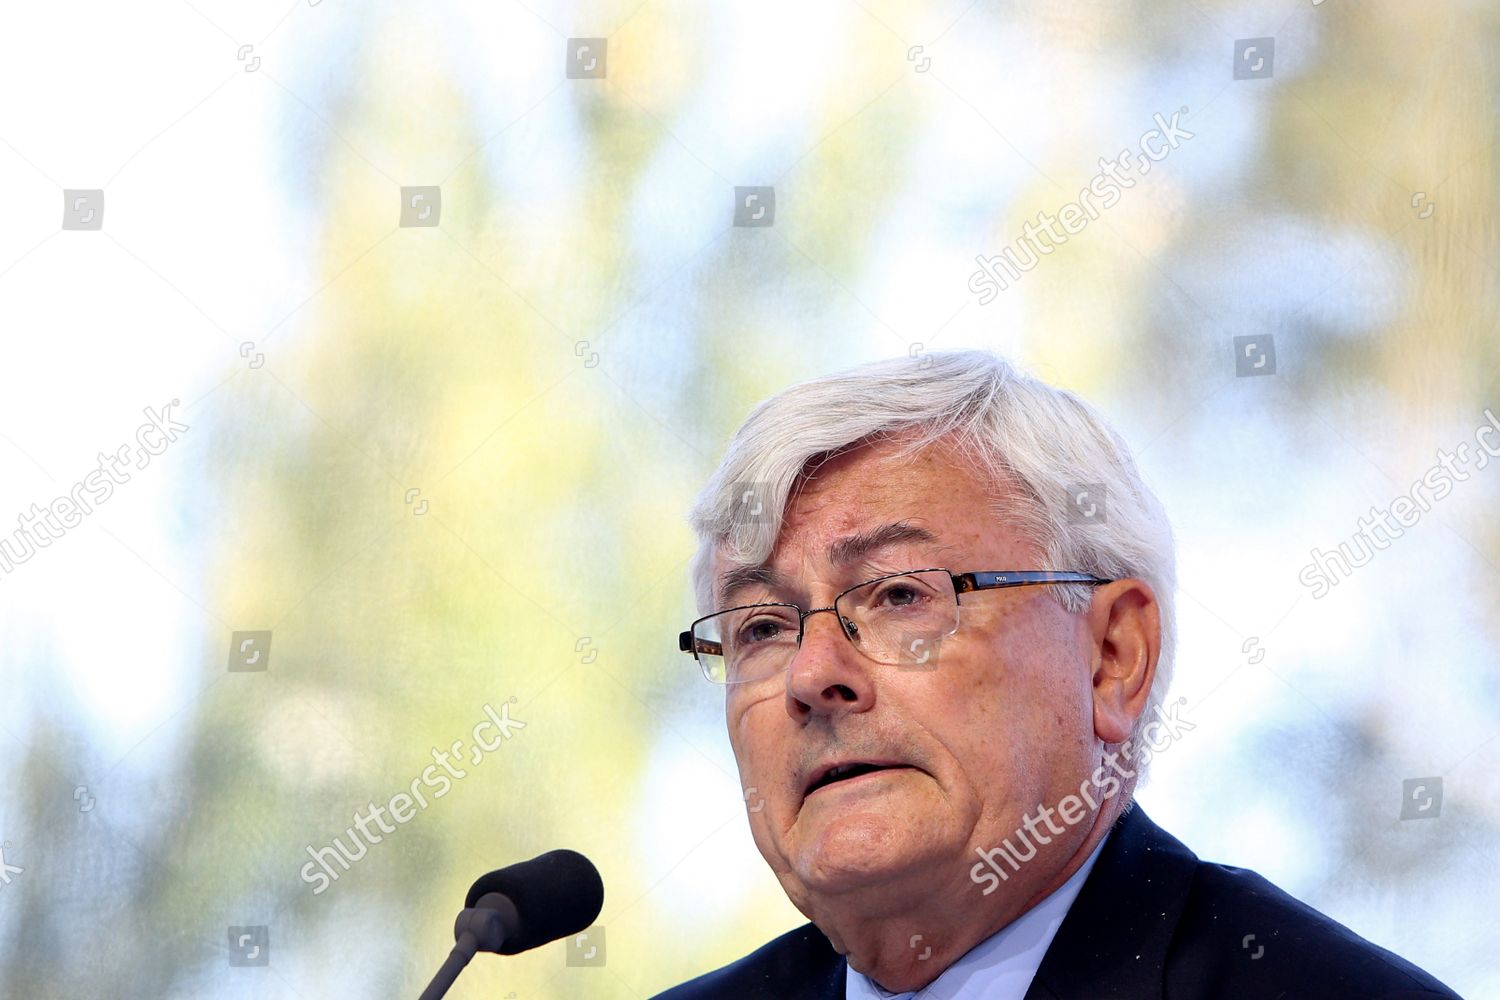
[764,922,847,999]
[1022,805,1197,1000]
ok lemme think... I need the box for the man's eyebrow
[827,520,938,567]
[714,521,939,608]
[716,563,789,609]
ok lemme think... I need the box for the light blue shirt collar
[845,833,1110,1000]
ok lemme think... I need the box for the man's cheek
[725,701,756,763]
[726,728,775,816]
[745,810,795,877]
[740,779,770,819]
[726,686,778,732]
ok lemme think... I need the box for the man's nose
[785,607,876,718]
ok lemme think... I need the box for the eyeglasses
[679,569,1112,684]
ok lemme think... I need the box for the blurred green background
[1,0,1497,997]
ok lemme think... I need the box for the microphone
[463,848,605,953]
[418,849,604,1000]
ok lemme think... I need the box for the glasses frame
[678,568,1113,684]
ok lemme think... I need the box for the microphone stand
[418,931,479,1000]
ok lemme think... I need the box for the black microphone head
[465,849,604,955]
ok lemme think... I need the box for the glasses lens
[694,604,801,684]
[837,570,959,666]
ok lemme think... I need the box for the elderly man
[653,352,1461,999]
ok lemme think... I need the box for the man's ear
[1087,578,1161,744]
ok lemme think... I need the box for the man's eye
[739,617,790,643]
[876,583,924,607]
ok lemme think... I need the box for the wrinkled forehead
[709,519,955,608]
[705,445,1033,609]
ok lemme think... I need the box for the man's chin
[789,809,941,896]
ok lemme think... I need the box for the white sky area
[0,10,296,766]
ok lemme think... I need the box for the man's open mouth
[803,761,916,798]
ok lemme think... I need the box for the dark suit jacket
[651,806,1462,999]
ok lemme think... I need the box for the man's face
[713,436,1103,918]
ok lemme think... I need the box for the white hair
[687,349,1177,757]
